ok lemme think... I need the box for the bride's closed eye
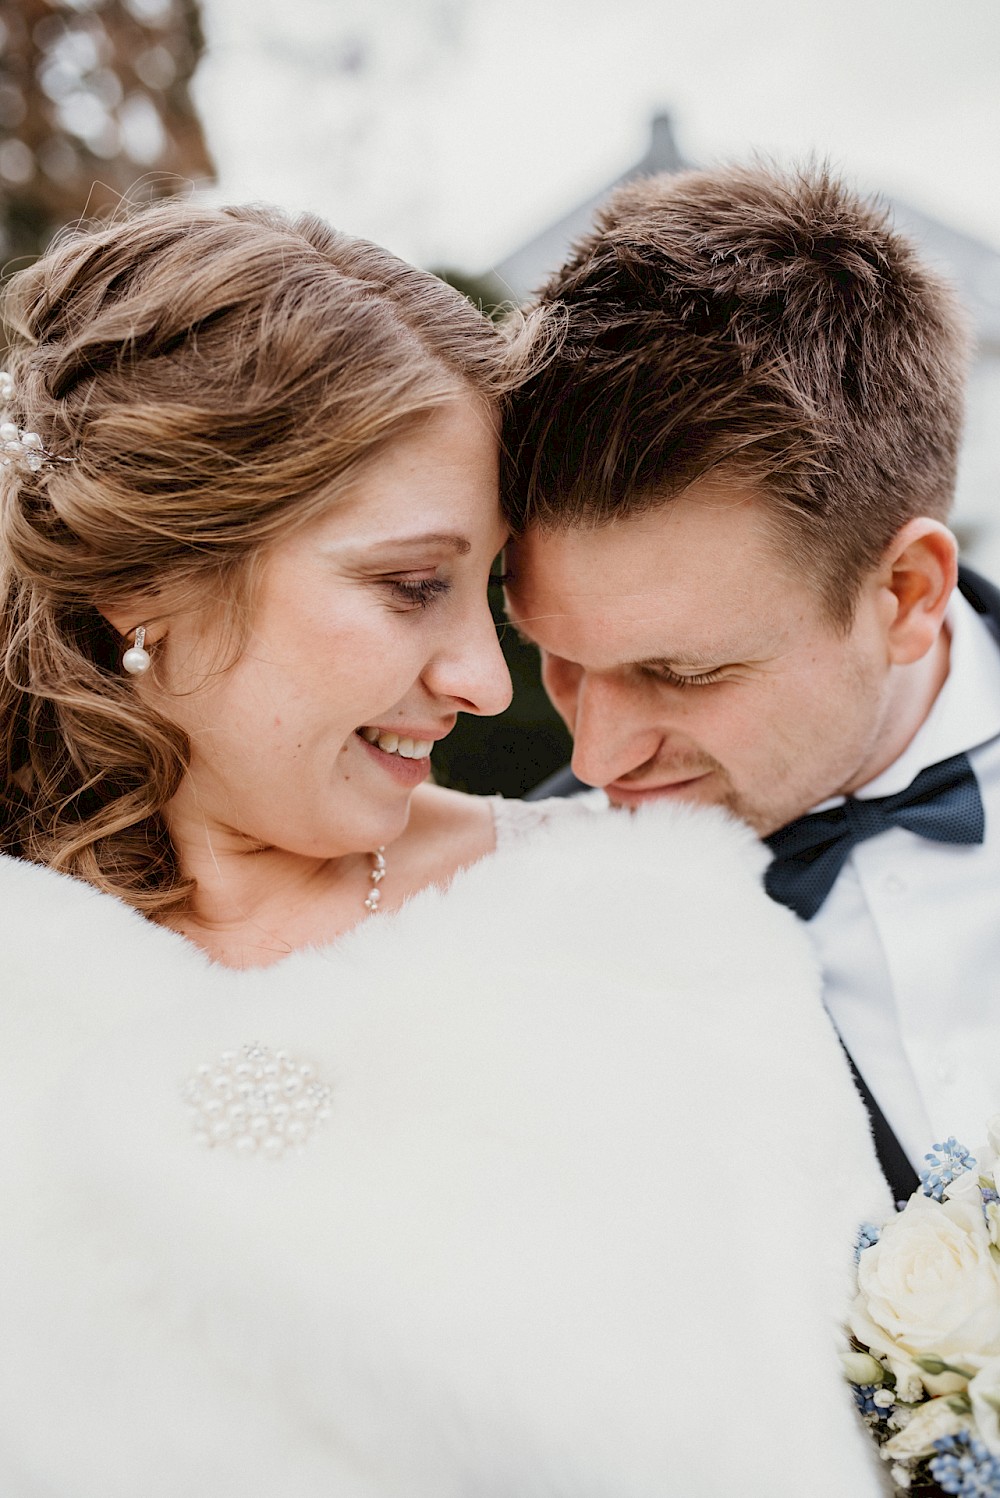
[383,576,451,611]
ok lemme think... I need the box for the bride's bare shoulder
[392,784,497,888]
[404,785,606,867]
[394,786,610,898]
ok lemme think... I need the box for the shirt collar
[811,588,1000,809]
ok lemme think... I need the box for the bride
[0,202,887,1494]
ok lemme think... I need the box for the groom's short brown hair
[502,162,971,626]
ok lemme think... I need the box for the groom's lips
[605,772,713,806]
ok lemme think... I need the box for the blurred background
[2,0,999,794]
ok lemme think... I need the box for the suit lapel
[843,1050,920,1204]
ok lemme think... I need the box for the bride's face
[149,399,510,859]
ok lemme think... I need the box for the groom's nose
[565,671,663,789]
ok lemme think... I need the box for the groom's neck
[839,625,951,799]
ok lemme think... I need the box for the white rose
[945,1164,983,1204]
[883,1396,970,1461]
[970,1358,1000,1456]
[849,1194,1000,1378]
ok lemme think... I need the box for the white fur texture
[0,800,889,1495]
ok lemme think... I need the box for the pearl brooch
[182,1043,332,1158]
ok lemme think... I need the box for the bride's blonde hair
[0,201,526,915]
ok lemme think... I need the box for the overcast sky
[192,0,1000,274]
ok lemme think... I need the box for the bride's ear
[95,600,167,644]
[879,518,958,666]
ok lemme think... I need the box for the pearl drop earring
[122,626,151,676]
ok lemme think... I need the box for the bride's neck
[162,811,371,967]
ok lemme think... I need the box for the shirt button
[937,1063,955,1086]
[883,873,906,894]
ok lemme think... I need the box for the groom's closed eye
[637,661,729,687]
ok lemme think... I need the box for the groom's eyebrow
[636,652,727,670]
[509,625,725,671]
[507,611,756,667]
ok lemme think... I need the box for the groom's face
[506,478,900,835]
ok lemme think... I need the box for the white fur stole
[0,800,889,1496]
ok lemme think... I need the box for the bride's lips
[605,772,713,806]
[354,725,449,788]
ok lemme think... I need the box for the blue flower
[855,1222,881,1262]
[852,1385,889,1422]
[930,1434,1000,1495]
[920,1138,976,1201]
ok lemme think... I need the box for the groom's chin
[602,771,774,830]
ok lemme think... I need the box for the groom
[502,162,1000,1204]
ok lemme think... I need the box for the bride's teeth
[361,728,435,757]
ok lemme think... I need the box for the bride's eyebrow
[333,532,473,563]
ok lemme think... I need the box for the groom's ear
[876,518,958,665]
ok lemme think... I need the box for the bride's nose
[422,611,512,718]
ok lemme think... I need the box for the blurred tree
[0,0,213,270]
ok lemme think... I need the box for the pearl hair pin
[122,626,151,676]
[0,369,68,475]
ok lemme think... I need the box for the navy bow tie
[764,752,984,920]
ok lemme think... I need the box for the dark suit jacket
[523,565,1000,1203]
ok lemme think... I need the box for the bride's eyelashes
[380,567,509,613]
[382,576,451,611]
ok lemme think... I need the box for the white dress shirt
[813,589,1000,1169]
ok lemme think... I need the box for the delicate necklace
[363,846,386,913]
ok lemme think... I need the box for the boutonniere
[846,1127,1000,1494]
